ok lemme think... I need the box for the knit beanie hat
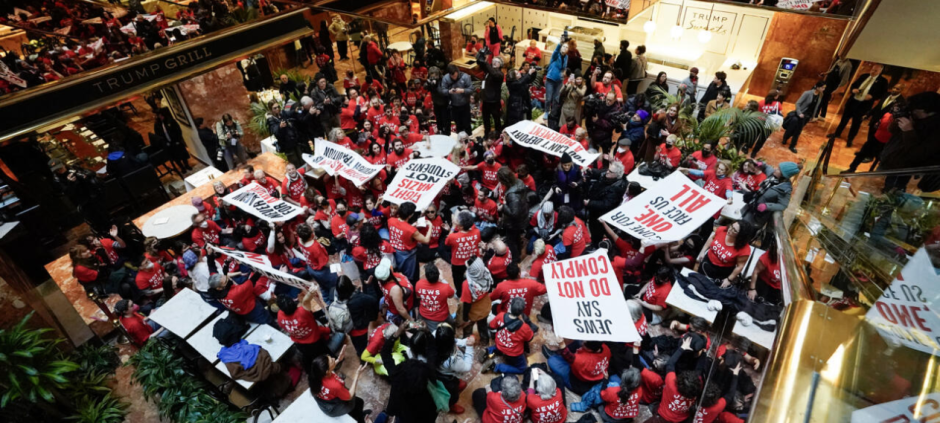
[560,152,573,164]
[635,110,649,122]
[778,162,799,179]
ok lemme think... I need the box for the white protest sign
[605,0,630,9]
[383,158,459,211]
[206,245,311,291]
[545,249,640,343]
[120,22,136,35]
[303,140,383,187]
[865,249,940,355]
[601,172,724,242]
[504,120,600,168]
[777,0,816,10]
[222,182,304,222]
[851,393,940,423]
[82,17,103,25]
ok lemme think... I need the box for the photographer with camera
[214,113,247,170]
[426,66,450,135]
[583,161,627,246]
[266,100,303,167]
[440,64,474,134]
[310,75,344,135]
[477,47,504,135]
[589,91,624,153]
[506,64,539,127]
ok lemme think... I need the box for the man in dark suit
[845,84,905,173]
[830,63,888,147]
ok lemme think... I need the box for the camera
[532,65,543,72]
[583,94,604,111]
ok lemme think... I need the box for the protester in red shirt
[253,169,281,197]
[295,223,340,303]
[524,40,542,64]
[636,266,675,323]
[593,70,624,101]
[483,298,534,375]
[462,151,502,191]
[656,135,683,169]
[414,263,454,330]
[208,273,273,325]
[466,35,483,55]
[192,213,228,247]
[308,349,370,422]
[527,238,557,283]
[115,300,156,347]
[70,244,109,289]
[687,143,718,173]
[472,375,527,423]
[445,211,481,295]
[517,164,537,192]
[388,202,432,283]
[559,206,589,258]
[525,368,567,423]
[695,368,740,423]
[749,240,782,304]
[559,117,581,138]
[473,187,500,223]
[699,221,754,286]
[276,287,331,362]
[387,139,413,170]
[657,335,705,423]
[683,161,733,201]
[135,258,167,291]
[280,164,308,204]
[374,257,415,324]
[490,263,547,315]
[600,368,644,421]
[545,340,610,395]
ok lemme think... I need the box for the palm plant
[73,344,120,377]
[248,101,274,138]
[67,393,127,423]
[0,312,79,409]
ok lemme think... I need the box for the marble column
[439,19,465,64]
[177,63,261,153]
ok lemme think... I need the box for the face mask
[486,159,495,164]
[200,221,209,228]
[702,150,712,157]
[617,147,627,153]
[666,144,674,149]
[337,210,347,216]
[131,304,140,313]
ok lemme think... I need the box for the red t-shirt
[758,253,781,290]
[658,373,697,422]
[642,279,672,308]
[317,373,351,401]
[415,279,454,321]
[528,248,557,282]
[490,278,547,315]
[526,388,566,423]
[524,46,542,63]
[381,274,414,316]
[478,161,502,191]
[656,145,682,168]
[192,220,222,247]
[281,168,308,201]
[521,174,536,192]
[601,386,643,419]
[387,148,413,169]
[445,228,481,266]
[489,312,534,357]
[352,240,394,269]
[299,240,330,270]
[482,391,527,423]
[706,226,751,268]
[277,307,330,344]
[401,132,424,148]
[331,214,349,238]
[388,218,418,251]
[641,368,664,404]
[487,249,512,279]
[694,398,727,423]
[365,322,391,355]
[74,264,99,284]
[474,198,499,221]
[242,230,266,253]
[135,263,165,290]
[615,150,635,175]
[100,238,121,264]
[702,171,732,200]
[426,215,444,248]
[690,151,718,172]
[219,282,256,315]
[594,82,623,101]
[559,124,581,138]
[562,218,589,257]
[571,344,611,382]
[120,313,154,346]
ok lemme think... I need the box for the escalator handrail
[773,211,815,304]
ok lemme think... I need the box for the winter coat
[506,72,535,125]
[585,171,627,217]
[546,40,568,82]
[560,82,587,123]
[478,54,504,103]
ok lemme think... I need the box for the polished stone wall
[177,63,262,153]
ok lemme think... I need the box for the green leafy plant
[67,393,127,423]
[0,312,79,408]
[248,101,274,138]
[73,344,120,377]
[225,7,259,25]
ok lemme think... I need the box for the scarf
[466,258,493,302]
[218,339,260,369]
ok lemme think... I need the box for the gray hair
[208,274,224,290]
[492,57,503,68]
[626,299,643,322]
[300,96,313,107]
[500,376,522,402]
[621,368,641,391]
[329,128,346,142]
[536,374,556,400]
[574,127,587,139]
[457,131,469,141]
[509,297,526,316]
[609,161,625,179]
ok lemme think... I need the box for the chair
[148,148,181,179]
[102,177,133,218]
[118,102,138,116]
[121,165,170,211]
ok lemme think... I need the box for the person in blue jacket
[545,30,570,123]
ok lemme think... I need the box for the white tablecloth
[387,41,413,52]
[184,166,224,192]
[665,267,718,323]
[260,136,278,155]
[148,289,218,338]
[721,192,746,220]
[140,205,198,239]
[626,167,661,190]
[273,389,355,422]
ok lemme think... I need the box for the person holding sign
[635,266,676,324]
[276,286,332,363]
[207,273,275,325]
[481,297,534,375]
[296,223,338,303]
[695,221,754,286]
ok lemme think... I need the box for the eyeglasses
[426,210,437,214]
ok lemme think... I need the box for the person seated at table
[207,273,275,325]
[135,257,168,295]
[471,374,527,423]
[695,221,754,286]
[599,368,644,422]
[276,284,333,364]
[634,266,676,324]
[748,239,782,305]
[114,299,164,347]
[213,316,296,400]
[466,35,483,56]
[543,340,610,396]
[80,225,127,269]
[481,297,534,375]
[308,349,371,422]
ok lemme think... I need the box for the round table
[141,205,199,239]
[387,41,414,52]
[413,134,457,159]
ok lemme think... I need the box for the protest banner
[206,245,310,291]
[600,172,724,242]
[81,17,102,24]
[222,182,304,222]
[605,0,630,9]
[504,120,600,168]
[303,140,383,187]
[865,248,940,355]
[777,0,815,9]
[851,393,940,423]
[383,158,459,210]
[545,249,641,343]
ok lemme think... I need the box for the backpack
[327,298,353,333]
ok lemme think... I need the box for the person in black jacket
[154,109,191,172]
[427,66,451,135]
[831,63,889,147]
[196,117,226,170]
[336,274,379,358]
[697,71,728,120]
[590,91,623,152]
[266,102,303,167]
[380,323,439,423]
[310,75,344,135]
[505,65,537,127]
[477,50,504,136]
[614,40,632,88]
[584,161,627,246]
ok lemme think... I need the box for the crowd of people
[60,9,940,423]
[0,0,281,95]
